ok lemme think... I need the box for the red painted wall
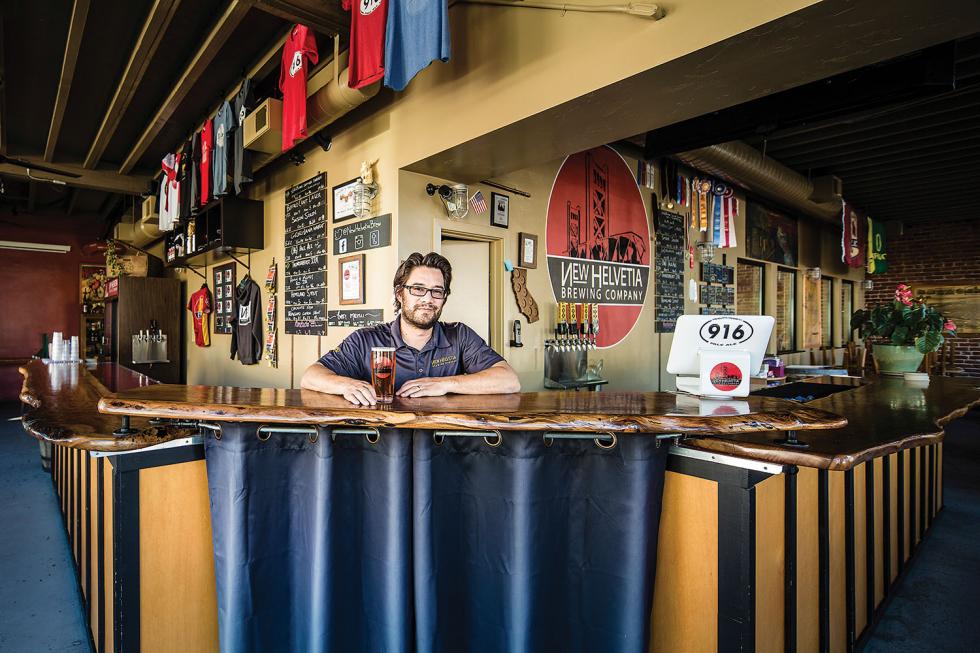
[864,218,980,378]
[0,212,106,400]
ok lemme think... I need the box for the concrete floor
[0,401,978,652]
[0,403,91,653]
[864,407,980,652]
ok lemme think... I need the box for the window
[776,268,797,353]
[736,260,765,315]
[820,277,834,348]
[841,280,854,342]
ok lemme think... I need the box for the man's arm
[300,362,378,406]
[396,361,520,398]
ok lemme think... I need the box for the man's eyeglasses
[403,284,447,300]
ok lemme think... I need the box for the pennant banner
[867,217,888,274]
[841,201,867,268]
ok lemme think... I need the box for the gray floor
[864,407,980,652]
[0,403,91,653]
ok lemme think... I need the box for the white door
[440,238,491,344]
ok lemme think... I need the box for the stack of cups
[70,336,79,362]
[51,332,63,362]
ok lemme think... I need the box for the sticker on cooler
[709,362,743,392]
[698,317,754,346]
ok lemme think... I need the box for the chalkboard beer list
[284,173,328,335]
[654,210,686,332]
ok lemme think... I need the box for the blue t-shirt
[383,0,451,91]
[318,319,504,391]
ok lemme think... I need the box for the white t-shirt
[159,153,179,231]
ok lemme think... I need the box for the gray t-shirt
[232,78,253,194]
[213,101,233,196]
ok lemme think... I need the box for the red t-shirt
[279,24,319,151]
[342,0,387,89]
[187,286,213,347]
[200,120,213,206]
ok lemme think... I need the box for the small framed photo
[490,192,509,228]
[225,299,232,313]
[518,232,538,269]
[333,178,359,224]
[339,254,365,305]
[224,269,232,282]
[216,285,223,299]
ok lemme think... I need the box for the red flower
[944,320,957,332]
[894,284,913,306]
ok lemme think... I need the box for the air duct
[674,141,842,223]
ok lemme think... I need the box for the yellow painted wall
[175,0,849,389]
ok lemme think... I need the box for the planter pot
[873,344,925,375]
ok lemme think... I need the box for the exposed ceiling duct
[673,141,843,224]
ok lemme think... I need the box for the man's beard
[401,301,443,329]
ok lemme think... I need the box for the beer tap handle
[591,303,600,350]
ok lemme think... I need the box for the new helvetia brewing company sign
[546,146,650,348]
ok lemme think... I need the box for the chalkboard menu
[701,262,734,285]
[332,214,392,255]
[327,309,385,327]
[700,306,735,316]
[654,210,686,332]
[285,173,328,335]
[699,284,735,305]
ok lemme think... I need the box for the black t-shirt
[177,139,192,222]
[232,77,254,195]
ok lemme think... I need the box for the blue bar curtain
[204,425,667,653]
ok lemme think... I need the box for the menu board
[285,173,328,335]
[701,262,734,285]
[327,309,385,327]
[700,306,735,316]
[699,284,735,305]
[212,262,236,334]
[654,210,686,332]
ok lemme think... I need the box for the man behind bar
[301,252,520,405]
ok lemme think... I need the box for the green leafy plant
[850,283,957,354]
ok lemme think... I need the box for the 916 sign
[698,317,754,346]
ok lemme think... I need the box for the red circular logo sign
[546,146,650,348]
[709,362,743,392]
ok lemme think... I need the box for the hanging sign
[867,218,888,274]
[654,209,685,333]
[546,146,651,348]
[841,201,867,268]
[332,214,391,255]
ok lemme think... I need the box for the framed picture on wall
[339,254,365,305]
[518,232,538,269]
[490,192,509,228]
[333,178,359,224]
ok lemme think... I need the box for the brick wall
[865,218,980,378]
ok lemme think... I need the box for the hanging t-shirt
[343,0,388,89]
[213,101,233,196]
[230,277,263,364]
[383,0,450,91]
[159,153,179,232]
[233,78,254,194]
[200,119,213,206]
[190,130,201,214]
[279,24,319,151]
[187,285,213,347]
[177,139,192,222]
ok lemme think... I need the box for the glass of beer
[370,347,396,403]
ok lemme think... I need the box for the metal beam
[0,14,8,156]
[119,0,250,174]
[0,155,148,194]
[242,0,348,35]
[66,187,79,216]
[85,0,181,169]
[45,0,91,162]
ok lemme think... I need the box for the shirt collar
[389,318,451,352]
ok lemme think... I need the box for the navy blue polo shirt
[318,319,505,391]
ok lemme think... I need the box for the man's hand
[396,377,453,398]
[338,378,378,406]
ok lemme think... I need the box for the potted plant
[850,283,957,374]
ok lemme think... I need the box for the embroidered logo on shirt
[360,0,382,14]
[431,354,457,368]
[239,303,252,325]
[289,51,303,77]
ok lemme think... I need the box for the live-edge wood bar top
[98,381,846,435]
[685,374,980,470]
[19,360,197,452]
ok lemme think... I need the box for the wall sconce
[352,181,378,219]
[696,241,715,263]
[862,279,874,291]
[426,182,469,221]
[806,267,822,281]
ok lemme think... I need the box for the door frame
[432,219,505,353]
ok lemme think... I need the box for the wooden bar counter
[18,359,980,652]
